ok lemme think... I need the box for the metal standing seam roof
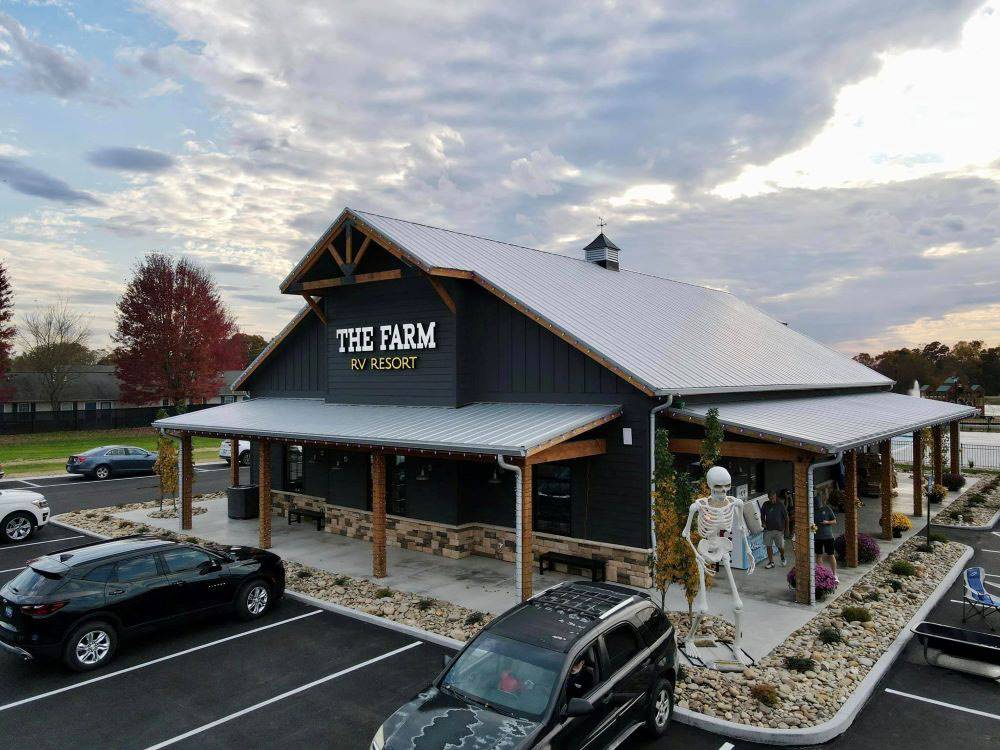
[270,208,891,397]
[669,392,978,453]
[153,399,622,456]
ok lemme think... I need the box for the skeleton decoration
[681,465,757,667]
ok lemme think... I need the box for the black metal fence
[0,405,213,435]
[890,439,1000,470]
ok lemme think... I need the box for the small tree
[696,407,724,495]
[0,261,14,401]
[154,419,179,511]
[15,300,94,411]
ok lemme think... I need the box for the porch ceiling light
[416,462,432,481]
[488,467,502,484]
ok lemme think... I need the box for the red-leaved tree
[113,254,242,406]
[0,261,14,401]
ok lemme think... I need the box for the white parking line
[0,609,323,713]
[143,641,422,750]
[885,688,1000,721]
[16,479,40,487]
[718,743,736,750]
[0,566,25,574]
[1,535,84,549]
[983,549,1000,555]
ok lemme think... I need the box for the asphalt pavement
[0,463,246,515]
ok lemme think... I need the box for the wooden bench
[288,505,325,531]
[539,552,606,583]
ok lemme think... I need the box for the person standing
[760,491,788,569]
[814,495,839,585]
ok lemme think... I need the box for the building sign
[335,322,436,371]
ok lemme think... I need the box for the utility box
[227,484,260,519]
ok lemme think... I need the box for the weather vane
[597,216,607,231]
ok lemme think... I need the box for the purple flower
[834,533,881,565]
[787,563,838,598]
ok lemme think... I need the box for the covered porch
[668,390,978,604]
[154,398,622,602]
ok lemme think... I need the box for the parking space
[0,530,452,750]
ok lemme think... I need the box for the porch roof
[153,398,622,457]
[668,391,977,453]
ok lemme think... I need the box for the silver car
[66,445,159,480]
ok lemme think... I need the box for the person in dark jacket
[761,491,788,569]
[566,656,595,699]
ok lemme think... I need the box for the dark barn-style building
[156,209,975,604]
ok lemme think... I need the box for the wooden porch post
[879,440,893,541]
[258,439,272,549]
[844,449,859,567]
[229,438,240,487]
[949,420,960,476]
[371,451,387,578]
[520,462,533,601]
[912,431,923,517]
[932,425,943,486]
[793,455,811,605]
[180,433,193,530]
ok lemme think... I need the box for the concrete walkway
[117,472,980,660]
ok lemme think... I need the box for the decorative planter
[227,484,260,519]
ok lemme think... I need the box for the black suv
[0,535,285,671]
[372,582,677,750]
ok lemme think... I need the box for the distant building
[926,374,985,410]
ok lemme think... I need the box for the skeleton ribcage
[697,500,735,537]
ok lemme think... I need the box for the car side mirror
[442,654,452,668]
[564,698,594,718]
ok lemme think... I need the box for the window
[115,554,160,582]
[80,563,116,583]
[634,605,670,646]
[161,547,213,574]
[84,402,97,411]
[99,401,113,410]
[106,448,126,456]
[389,455,407,515]
[15,402,32,413]
[60,402,75,411]
[603,624,642,675]
[126,448,148,456]
[221,394,236,404]
[285,445,303,492]
[534,463,572,536]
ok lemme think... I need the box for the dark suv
[372,582,677,750]
[0,536,285,671]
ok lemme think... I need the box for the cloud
[0,157,102,204]
[87,147,176,173]
[0,11,91,98]
[141,78,183,98]
[504,148,580,197]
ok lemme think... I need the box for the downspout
[496,455,523,600]
[807,452,843,605]
[649,395,675,553]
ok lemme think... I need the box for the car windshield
[441,633,562,720]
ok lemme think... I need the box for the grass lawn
[0,428,220,477]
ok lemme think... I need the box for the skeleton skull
[705,466,732,499]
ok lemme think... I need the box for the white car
[0,489,49,543]
[219,439,252,467]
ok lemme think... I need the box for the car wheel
[94,464,112,480]
[2,512,36,543]
[238,451,251,467]
[645,678,673,738]
[235,579,271,621]
[63,620,118,672]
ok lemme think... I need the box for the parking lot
[0,526,452,750]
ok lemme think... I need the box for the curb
[933,507,1000,532]
[672,543,975,746]
[49,519,465,654]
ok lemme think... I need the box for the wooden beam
[285,212,351,290]
[180,434,193,530]
[426,275,456,315]
[372,452,387,578]
[668,438,805,462]
[345,224,353,265]
[301,294,327,325]
[259,439,272,549]
[912,430,923,517]
[520,463,533,601]
[949,420,960,476]
[879,440,893,541]
[527,439,606,465]
[430,267,474,279]
[932,425,943,486]
[301,269,402,291]
[353,236,372,270]
[793,455,811,604]
[327,242,347,271]
[844,449,859,567]
[526,410,622,456]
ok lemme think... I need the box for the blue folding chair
[962,567,1000,631]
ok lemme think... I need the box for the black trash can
[227,484,260,519]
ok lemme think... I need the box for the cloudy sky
[1,0,998,355]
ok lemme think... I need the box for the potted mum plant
[787,564,838,600]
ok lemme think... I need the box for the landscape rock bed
[675,535,966,728]
[934,473,1000,527]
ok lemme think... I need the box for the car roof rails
[530,583,637,623]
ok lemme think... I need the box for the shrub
[842,606,872,623]
[416,598,434,611]
[891,512,912,532]
[374,588,394,598]
[835,533,881,565]
[295,569,312,579]
[784,656,816,672]
[818,627,842,645]
[464,611,487,626]
[887,579,903,592]
[787,564,838,599]
[942,473,966,491]
[184,536,199,543]
[927,532,949,544]
[750,683,780,707]
[863,590,881,602]
[890,560,916,577]
[136,525,149,533]
[333,575,350,586]
[928,484,947,503]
